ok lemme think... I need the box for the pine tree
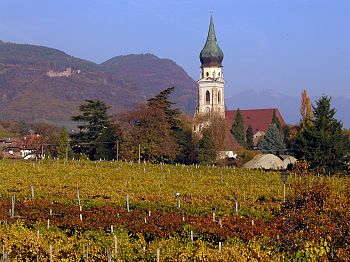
[147,87,180,133]
[258,123,285,154]
[197,132,216,165]
[246,125,254,150]
[71,100,111,159]
[293,96,349,172]
[231,109,246,147]
[56,127,72,160]
[147,87,186,161]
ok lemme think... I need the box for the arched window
[218,91,221,103]
[206,90,210,105]
[206,71,209,77]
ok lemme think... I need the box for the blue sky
[1,0,349,98]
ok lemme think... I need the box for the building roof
[225,108,286,134]
[199,15,224,67]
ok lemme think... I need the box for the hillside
[101,54,196,112]
[0,41,196,124]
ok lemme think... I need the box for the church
[194,15,286,151]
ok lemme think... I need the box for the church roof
[225,108,286,134]
[200,15,224,67]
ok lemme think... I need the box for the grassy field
[0,159,349,261]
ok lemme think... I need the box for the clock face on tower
[206,107,210,112]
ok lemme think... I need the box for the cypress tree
[231,109,246,147]
[271,109,282,130]
[197,132,216,165]
[246,125,254,150]
[56,127,72,160]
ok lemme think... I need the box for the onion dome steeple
[199,14,224,67]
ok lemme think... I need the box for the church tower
[196,14,225,118]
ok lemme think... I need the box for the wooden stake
[86,245,89,262]
[79,205,83,221]
[2,244,6,262]
[77,188,81,206]
[126,194,130,212]
[138,144,141,164]
[107,248,112,262]
[114,235,117,260]
[49,245,53,262]
[11,193,15,219]
[31,185,35,198]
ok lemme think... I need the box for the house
[225,108,286,145]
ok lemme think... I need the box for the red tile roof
[225,108,286,134]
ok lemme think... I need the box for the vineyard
[0,160,349,261]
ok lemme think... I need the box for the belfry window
[206,90,210,105]
[206,71,209,77]
[218,91,221,103]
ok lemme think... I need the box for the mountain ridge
[0,41,196,124]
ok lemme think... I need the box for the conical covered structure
[199,15,224,67]
[193,14,225,124]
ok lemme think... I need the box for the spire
[200,14,224,67]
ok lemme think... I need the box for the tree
[94,127,116,160]
[56,127,73,160]
[118,105,178,163]
[271,109,282,130]
[197,132,216,165]
[300,90,313,126]
[174,113,198,164]
[71,100,111,160]
[231,109,246,147]
[195,111,229,151]
[293,96,349,172]
[147,87,190,161]
[147,87,180,133]
[258,123,285,154]
[246,125,254,150]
